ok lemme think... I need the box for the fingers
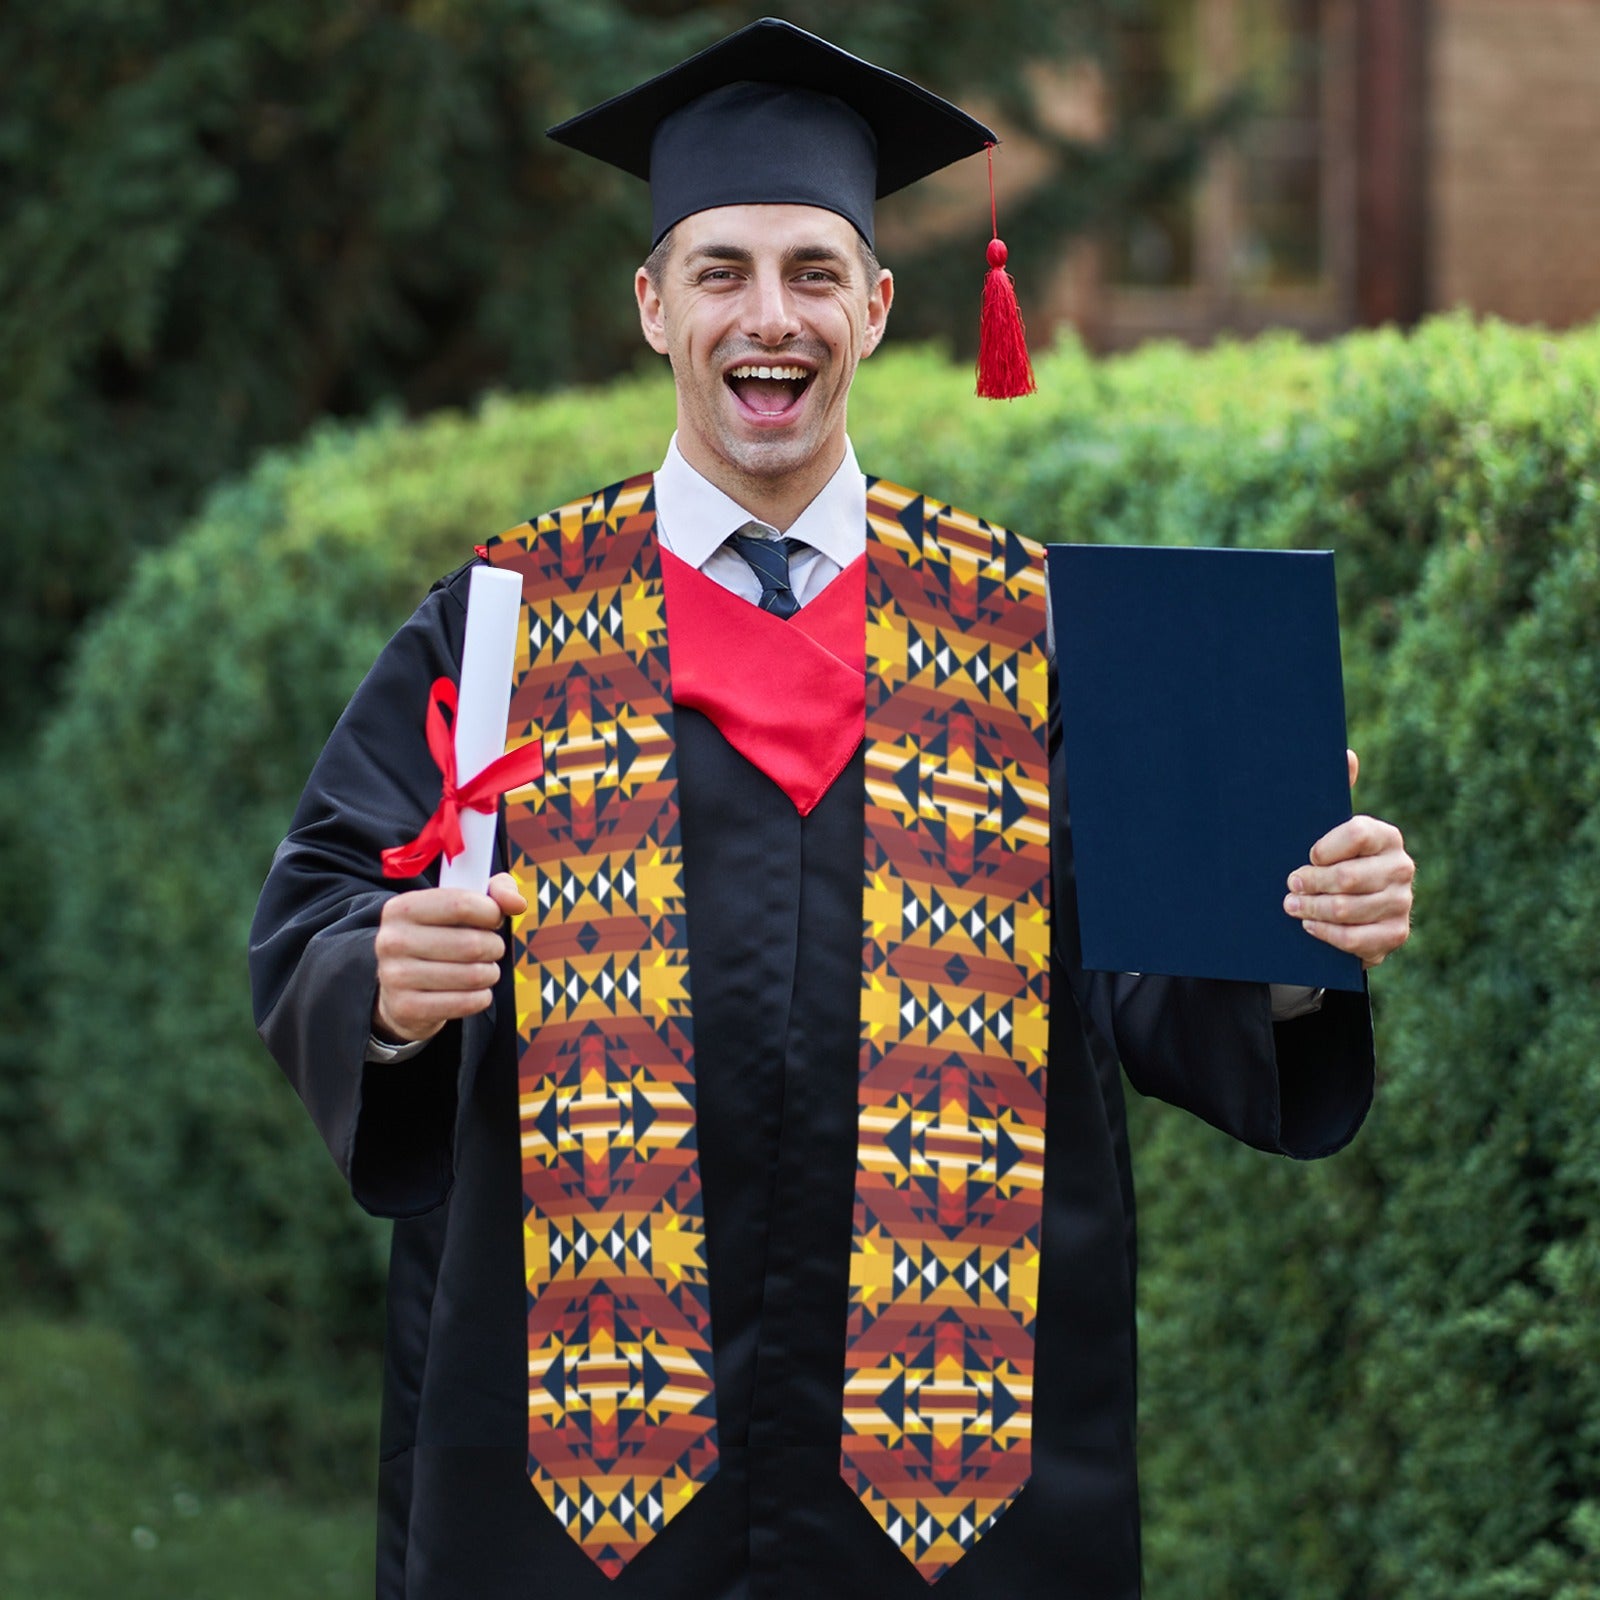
[1285,810,1415,969]
[373,979,496,1045]
[375,894,508,969]
[1347,748,1359,790]
[373,886,516,1045]
[1287,837,1412,908]
[383,886,511,930]
[374,934,499,985]
[1285,876,1412,925]
[1297,910,1414,969]
[488,871,529,917]
[1307,812,1403,869]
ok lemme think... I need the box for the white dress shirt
[653,433,862,604]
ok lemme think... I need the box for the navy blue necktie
[727,528,807,619]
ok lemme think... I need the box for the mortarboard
[548,15,1036,397]
[547,16,998,250]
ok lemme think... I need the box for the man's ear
[861,268,894,358]
[636,267,670,355]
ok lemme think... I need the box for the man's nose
[745,272,801,346]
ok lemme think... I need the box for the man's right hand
[372,871,528,1044]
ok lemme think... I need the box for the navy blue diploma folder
[1047,544,1364,993]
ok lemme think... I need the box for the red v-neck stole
[661,548,867,815]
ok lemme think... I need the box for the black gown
[250,556,1374,1600]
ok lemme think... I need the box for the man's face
[635,204,893,498]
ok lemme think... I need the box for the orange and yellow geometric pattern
[845,483,1052,1583]
[489,476,715,1577]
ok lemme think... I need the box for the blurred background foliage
[0,0,1203,752]
[6,0,1600,1594]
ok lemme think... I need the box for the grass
[0,1314,371,1598]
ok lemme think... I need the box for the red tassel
[978,239,1036,399]
[976,145,1035,400]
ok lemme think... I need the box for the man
[250,19,1414,1600]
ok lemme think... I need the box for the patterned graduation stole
[485,474,1050,1582]
[845,484,1051,1582]
[489,476,709,1577]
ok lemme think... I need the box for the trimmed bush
[1119,324,1600,1600]
[35,317,1600,1600]
[34,378,674,1479]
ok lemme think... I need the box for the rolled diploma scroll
[438,565,525,893]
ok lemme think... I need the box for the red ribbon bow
[381,677,545,879]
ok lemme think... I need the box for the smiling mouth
[725,363,813,416]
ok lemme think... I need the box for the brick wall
[1431,0,1600,327]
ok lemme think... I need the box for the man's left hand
[1284,750,1415,968]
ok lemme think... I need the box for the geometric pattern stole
[846,483,1050,1583]
[483,472,1050,1584]
[487,475,704,1580]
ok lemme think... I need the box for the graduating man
[250,19,1414,1600]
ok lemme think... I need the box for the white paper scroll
[438,565,524,893]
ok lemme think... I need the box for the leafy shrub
[34,377,673,1480]
[1120,322,1600,1600]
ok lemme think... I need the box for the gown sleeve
[1049,725,1375,1162]
[248,562,500,1216]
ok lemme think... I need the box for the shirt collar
[654,434,866,571]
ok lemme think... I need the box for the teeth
[727,365,808,381]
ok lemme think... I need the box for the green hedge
[1120,325,1600,1600]
[33,379,676,1478]
[34,318,1600,1598]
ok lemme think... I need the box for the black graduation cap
[547,16,998,249]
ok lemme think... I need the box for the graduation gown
[250,554,1374,1600]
